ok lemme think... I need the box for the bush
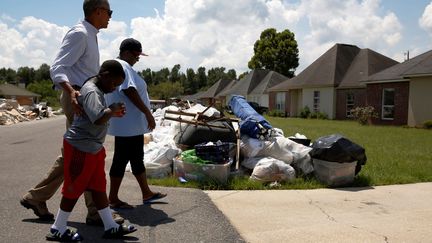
[309,111,328,120]
[424,120,432,129]
[350,106,378,125]
[26,80,61,108]
[299,106,311,118]
[268,109,285,117]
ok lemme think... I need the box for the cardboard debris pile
[0,99,56,125]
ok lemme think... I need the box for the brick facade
[269,92,276,111]
[269,91,290,115]
[335,88,366,120]
[366,82,409,125]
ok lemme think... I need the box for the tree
[17,66,36,85]
[185,68,197,94]
[248,28,299,78]
[148,81,184,100]
[196,67,207,89]
[27,80,61,107]
[169,64,181,83]
[207,67,227,87]
[140,68,153,85]
[0,68,17,83]
[152,68,170,85]
[227,69,237,80]
[34,63,51,82]
[238,71,249,80]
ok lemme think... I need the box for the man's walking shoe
[46,228,83,242]
[102,224,137,239]
[86,212,124,226]
[20,198,54,221]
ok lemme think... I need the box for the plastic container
[312,159,356,186]
[194,142,234,164]
[174,157,232,184]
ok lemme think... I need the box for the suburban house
[0,83,41,105]
[217,69,288,107]
[197,79,236,108]
[363,49,432,127]
[267,43,398,119]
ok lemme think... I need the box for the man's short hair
[83,0,108,17]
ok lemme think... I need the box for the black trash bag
[310,134,367,175]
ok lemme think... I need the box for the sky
[1,0,432,75]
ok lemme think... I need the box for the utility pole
[404,50,410,61]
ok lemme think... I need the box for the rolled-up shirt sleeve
[50,31,87,89]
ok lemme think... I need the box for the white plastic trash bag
[250,157,296,183]
[184,103,220,118]
[240,135,313,175]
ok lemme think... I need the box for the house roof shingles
[199,79,235,98]
[0,83,41,97]
[269,43,399,91]
[217,69,287,97]
[249,71,288,94]
[218,69,271,97]
[339,48,399,88]
[366,50,432,82]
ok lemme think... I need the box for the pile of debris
[0,99,56,125]
[141,96,367,187]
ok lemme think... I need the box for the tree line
[0,28,300,107]
[0,64,241,105]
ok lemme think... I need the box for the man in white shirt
[20,0,124,226]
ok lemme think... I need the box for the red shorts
[62,139,107,199]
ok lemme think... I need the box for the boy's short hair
[99,60,125,79]
[83,0,108,17]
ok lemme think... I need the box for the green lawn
[149,117,432,189]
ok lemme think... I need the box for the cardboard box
[313,159,356,186]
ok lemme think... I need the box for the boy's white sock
[51,209,71,234]
[98,207,120,230]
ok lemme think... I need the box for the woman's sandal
[143,192,167,204]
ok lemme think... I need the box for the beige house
[268,43,398,119]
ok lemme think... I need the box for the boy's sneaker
[46,228,83,242]
[102,224,137,239]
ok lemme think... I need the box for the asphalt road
[0,116,244,243]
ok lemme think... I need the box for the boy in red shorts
[46,60,136,241]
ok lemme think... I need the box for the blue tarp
[229,95,272,139]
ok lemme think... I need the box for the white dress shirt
[50,20,99,89]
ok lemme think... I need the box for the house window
[276,92,285,111]
[382,88,395,120]
[346,92,354,117]
[313,91,320,112]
